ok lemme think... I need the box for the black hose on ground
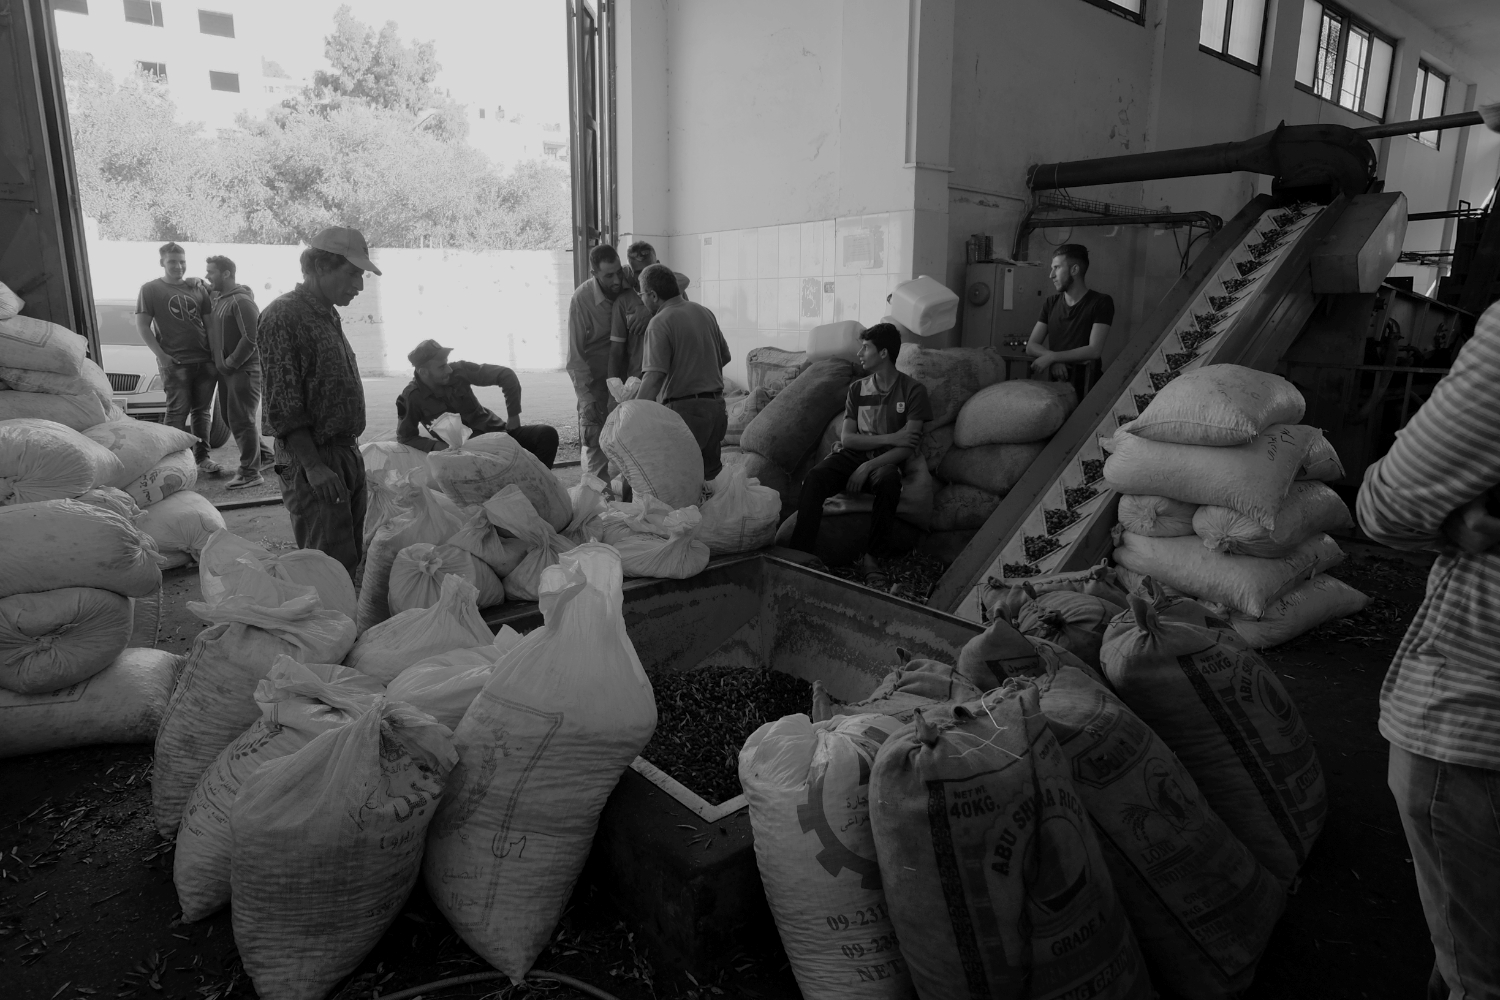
[377,968,623,1000]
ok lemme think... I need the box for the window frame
[1198,0,1268,73]
[134,60,167,81]
[207,70,240,93]
[122,0,163,27]
[1294,1,1394,122]
[52,0,90,14]
[197,9,235,38]
[1075,0,1145,25]
[1411,62,1449,149]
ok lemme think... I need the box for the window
[1200,0,1267,70]
[135,60,166,80]
[1295,2,1393,121]
[478,108,486,119]
[53,0,90,14]
[208,71,240,92]
[1077,0,1144,24]
[1411,63,1449,148]
[198,10,234,37]
[122,0,163,26]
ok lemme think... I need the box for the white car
[96,298,229,445]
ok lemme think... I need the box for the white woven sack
[0,587,133,694]
[0,418,124,504]
[388,542,505,613]
[363,469,423,552]
[1113,530,1344,617]
[357,486,465,632]
[1296,434,1345,482]
[426,414,571,529]
[919,423,954,473]
[83,419,199,487]
[0,314,88,375]
[1103,424,1321,529]
[953,380,1076,447]
[137,490,225,566]
[600,400,704,510]
[609,504,711,579]
[72,486,142,521]
[0,388,106,430]
[231,701,455,1000]
[895,343,1007,428]
[0,498,161,599]
[1230,575,1369,649]
[198,532,359,624]
[173,656,385,922]
[0,356,113,412]
[698,463,780,555]
[425,544,657,980]
[125,449,197,507]
[740,713,914,999]
[0,282,20,321]
[345,574,493,684]
[1122,365,1305,446]
[481,485,576,602]
[0,648,181,758]
[360,440,431,483]
[151,593,358,836]
[1193,481,1353,557]
[1118,494,1199,537]
[384,626,522,729]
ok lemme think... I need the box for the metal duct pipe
[1355,110,1483,140]
[1027,123,1377,197]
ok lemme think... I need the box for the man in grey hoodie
[206,255,271,489]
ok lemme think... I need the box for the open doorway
[48,0,578,478]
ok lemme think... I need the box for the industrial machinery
[932,112,1494,620]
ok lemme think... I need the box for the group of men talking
[136,226,1110,598]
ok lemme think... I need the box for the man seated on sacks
[790,322,932,589]
[395,339,560,468]
[1024,242,1114,400]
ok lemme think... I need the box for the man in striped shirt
[1357,298,1500,1000]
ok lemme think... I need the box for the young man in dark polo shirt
[791,323,931,588]
[395,339,559,467]
[1025,243,1114,400]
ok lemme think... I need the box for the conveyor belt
[936,196,1338,622]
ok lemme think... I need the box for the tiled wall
[652,210,915,387]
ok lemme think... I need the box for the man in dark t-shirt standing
[136,241,220,474]
[1025,243,1114,401]
[791,323,931,589]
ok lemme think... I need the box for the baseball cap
[307,226,383,276]
[408,339,452,369]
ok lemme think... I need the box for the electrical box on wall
[961,260,1044,350]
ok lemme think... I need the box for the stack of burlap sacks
[152,533,655,1000]
[740,560,1326,1000]
[735,342,1074,563]
[1104,365,1369,648]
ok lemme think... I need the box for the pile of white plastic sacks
[1103,364,1369,648]
[157,529,656,1000]
[357,411,780,634]
[0,291,227,569]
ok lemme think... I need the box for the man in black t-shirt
[1025,243,1114,400]
[137,242,220,474]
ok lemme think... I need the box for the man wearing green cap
[259,226,380,580]
[395,339,559,467]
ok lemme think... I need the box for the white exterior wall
[86,239,572,375]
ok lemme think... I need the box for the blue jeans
[162,361,217,463]
[1388,744,1500,1000]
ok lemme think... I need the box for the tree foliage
[61,10,569,251]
